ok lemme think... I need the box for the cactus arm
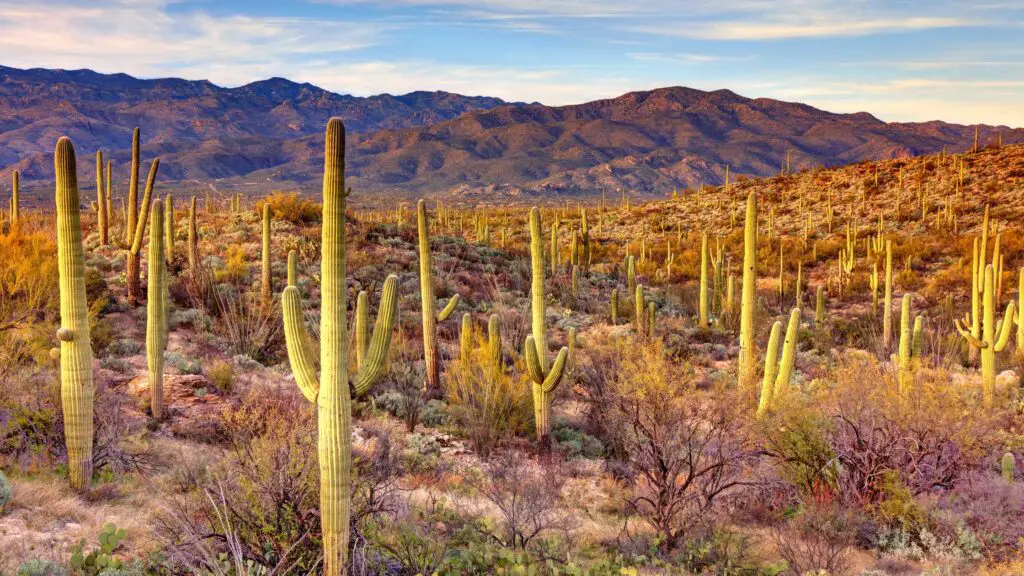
[282,286,320,403]
[540,347,568,393]
[757,321,783,417]
[437,294,460,322]
[955,318,987,349]
[994,301,1016,352]
[912,316,924,360]
[524,335,544,385]
[353,275,399,398]
[129,159,160,255]
[355,290,369,369]
[774,308,800,398]
[287,249,297,287]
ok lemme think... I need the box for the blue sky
[2,0,1023,126]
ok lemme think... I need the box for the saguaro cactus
[164,195,174,265]
[261,203,272,308]
[10,170,19,228]
[187,196,199,273]
[125,129,160,306]
[1002,452,1016,482]
[897,294,924,394]
[54,137,95,491]
[147,200,168,419]
[883,240,893,350]
[738,192,758,387]
[757,308,800,416]
[956,264,1015,407]
[417,199,461,390]
[699,233,710,328]
[281,118,400,575]
[96,150,108,245]
[526,206,569,454]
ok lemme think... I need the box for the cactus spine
[956,264,1015,407]
[54,137,94,491]
[147,199,168,419]
[261,203,272,308]
[699,233,709,328]
[281,119,400,575]
[96,150,108,245]
[417,199,461,390]
[738,192,758,387]
[526,206,569,455]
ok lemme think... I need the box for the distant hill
[2,65,1022,199]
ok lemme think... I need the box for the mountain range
[2,65,1022,199]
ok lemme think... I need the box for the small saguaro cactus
[870,263,880,317]
[738,192,758,387]
[417,199,461,390]
[147,199,168,419]
[579,208,591,273]
[187,196,199,273]
[261,203,272,308]
[10,170,19,227]
[610,288,619,325]
[281,118,401,575]
[626,255,637,296]
[883,240,893,350]
[897,294,924,394]
[526,206,569,455]
[1002,452,1016,482]
[815,286,826,329]
[956,264,1015,407]
[635,285,646,335]
[757,308,800,416]
[54,137,95,491]
[460,312,473,364]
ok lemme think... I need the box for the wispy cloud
[640,16,975,40]
[628,52,753,63]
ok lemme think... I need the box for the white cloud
[636,16,975,40]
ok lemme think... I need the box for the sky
[1,0,1023,126]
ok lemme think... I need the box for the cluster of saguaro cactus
[147,199,168,419]
[417,199,461,390]
[897,295,924,394]
[54,137,95,491]
[738,192,758,387]
[125,129,161,306]
[526,206,569,455]
[956,264,1015,407]
[757,308,800,416]
[281,118,400,575]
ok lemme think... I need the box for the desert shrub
[0,469,10,512]
[552,424,604,460]
[772,503,856,576]
[0,230,59,332]
[165,351,201,375]
[70,523,128,576]
[213,245,250,284]
[377,361,428,433]
[212,289,282,363]
[106,339,142,358]
[935,471,1024,561]
[420,399,449,427]
[169,308,211,332]
[446,333,533,459]
[600,341,759,551]
[16,560,68,576]
[255,191,320,225]
[205,359,235,394]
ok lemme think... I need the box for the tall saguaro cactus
[281,118,400,575]
[96,150,108,245]
[54,137,95,491]
[956,264,1015,407]
[10,170,19,228]
[699,233,710,328]
[187,196,199,272]
[897,294,924,394]
[883,240,893,350]
[147,200,168,419]
[526,206,569,454]
[738,192,758,387]
[417,199,461,390]
[125,129,160,306]
[261,203,272,308]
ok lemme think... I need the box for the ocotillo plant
[956,264,1015,407]
[54,137,95,491]
[526,206,569,455]
[417,199,461,390]
[280,118,400,575]
[897,294,923,394]
[187,196,199,273]
[96,150,108,245]
[147,200,168,419]
[738,192,758,387]
[261,203,272,308]
[757,308,800,416]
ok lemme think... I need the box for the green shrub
[16,560,68,576]
[206,359,235,393]
[552,425,604,459]
[70,523,127,576]
[0,469,11,512]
